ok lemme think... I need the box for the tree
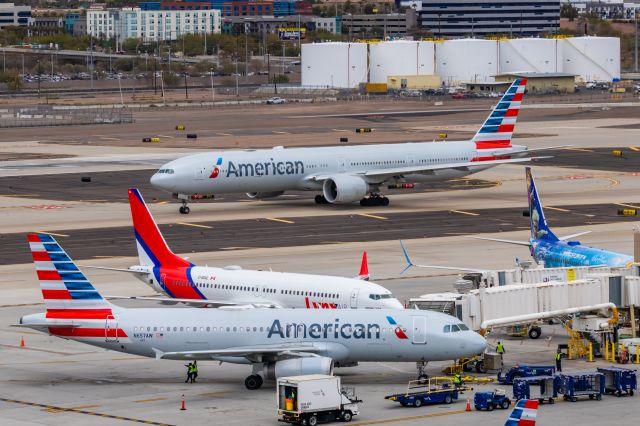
[560,4,579,20]
[0,70,22,92]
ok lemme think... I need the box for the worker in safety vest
[555,350,562,372]
[496,341,505,360]
[453,373,462,389]
[192,360,198,383]
[185,362,193,383]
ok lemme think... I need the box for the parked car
[267,97,286,105]
[451,92,466,99]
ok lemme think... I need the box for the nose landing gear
[179,200,190,214]
[360,194,389,207]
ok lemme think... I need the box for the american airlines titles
[227,160,304,178]
[267,319,382,340]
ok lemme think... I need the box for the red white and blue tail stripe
[473,78,527,150]
[128,188,206,300]
[504,399,538,426]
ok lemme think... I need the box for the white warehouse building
[369,40,435,84]
[302,42,368,88]
[499,38,562,74]
[88,7,221,42]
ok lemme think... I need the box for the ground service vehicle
[267,96,286,104]
[278,375,360,425]
[498,365,556,385]
[385,378,469,408]
[474,390,511,411]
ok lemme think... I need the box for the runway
[2,201,636,265]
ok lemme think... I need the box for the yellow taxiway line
[133,397,167,404]
[543,205,570,212]
[266,217,295,224]
[33,231,69,237]
[177,222,212,229]
[358,213,388,220]
[351,409,467,425]
[450,210,479,216]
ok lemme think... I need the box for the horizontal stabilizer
[400,240,486,273]
[80,265,150,275]
[467,236,531,246]
[558,231,591,241]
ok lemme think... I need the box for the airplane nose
[387,299,404,309]
[472,332,487,355]
[150,172,173,192]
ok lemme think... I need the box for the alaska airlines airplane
[93,188,403,310]
[473,167,634,268]
[151,79,552,214]
[18,233,486,390]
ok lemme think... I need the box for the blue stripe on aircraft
[48,253,70,262]
[58,272,87,281]
[43,243,62,253]
[64,281,95,291]
[69,291,103,300]
[54,262,79,271]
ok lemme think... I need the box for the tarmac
[1,96,640,425]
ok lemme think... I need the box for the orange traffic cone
[20,336,25,347]
[465,398,471,412]
[180,394,186,411]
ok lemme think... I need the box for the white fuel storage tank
[499,38,562,74]
[369,40,436,84]
[301,42,368,88]
[561,36,620,82]
[436,39,499,85]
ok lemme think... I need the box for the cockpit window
[443,325,451,333]
[369,293,394,300]
[451,324,461,332]
[458,323,469,331]
[157,169,175,174]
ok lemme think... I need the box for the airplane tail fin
[526,167,558,242]
[27,233,117,314]
[504,399,538,426]
[128,188,191,269]
[472,78,527,150]
[357,251,369,281]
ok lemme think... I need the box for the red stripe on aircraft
[32,251,51,261]
[472,155,511,162]
[27,234,41,243]
[50,327,128,338]
[46,309,113,319]
[497,124,515,133]
[160,267,204,299]
[42,289,72,300]
[523,400,539,409]
[37,270,62,281]
[474,141,512,149]
[512,92,524,101]
[505,109,519,117]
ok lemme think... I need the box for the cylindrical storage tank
[499,38,562,74]
[436,39,499,85]
[301,42,368,88]
[561,36,620,82]
[369,40,435,84]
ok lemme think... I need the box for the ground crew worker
[185,362,193,383]
[555,349,562,372]
[496,341,505,360]
[192,360,198,383]
[453,373,462,390]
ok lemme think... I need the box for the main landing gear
[416,359,429,381]
[314,195,329,204]
[178,199,190,215]
[245,374,264,390]
[360,194,389,207]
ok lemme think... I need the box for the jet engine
[322,175,368,203]
[263,357,333,380]
[246,191,285,199]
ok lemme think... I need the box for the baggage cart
[385,378,471,408]
[597,367,636,397]
[557,371,605,402]
[497,365,556,384]
[512,376,559,404]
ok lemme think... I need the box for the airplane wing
[466,236,531,246]
[13,321,80,330]
[306,157,548,182]
[153,344,322,362]
[509,145,573,154]
[105,295,281,308]
[399,240,486,274]
[558,231,591,241]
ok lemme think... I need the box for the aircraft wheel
[528,327,541,339]
[382,197,389,206]
[244,374,263,390]
[315,195,325,204]
[179,206,190,214]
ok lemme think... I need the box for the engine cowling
[246,191,285,199]
[322,175,368,203]
[263,357,333,380]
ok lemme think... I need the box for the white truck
[277,374,360,425]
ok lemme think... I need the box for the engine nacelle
[263,357,333,380]
[322,175,368,203]
[246,191,285,199]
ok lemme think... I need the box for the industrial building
[301,36,620,88]
[342,11,417,38]
[417,0,561,37]
[0,2,31,29]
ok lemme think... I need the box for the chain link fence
[0,105,134,128]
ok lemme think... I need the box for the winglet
[357,251,370,281]
[152,347,165,360]
[399,240,414,275]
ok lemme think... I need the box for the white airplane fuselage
[136,264,404,309]
[151,141,525,197]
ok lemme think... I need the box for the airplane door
[412,316,427,345]
[105,314,119,343]
[350,288,359,308]
[253,285,262,298]
[405,154,415,167]
[338,158,346,173]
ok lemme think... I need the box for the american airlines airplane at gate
[151,79,551,214]
[19,233,487,390]
[97,188,403,310]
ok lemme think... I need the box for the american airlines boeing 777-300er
[88,188,403,310]
[151,78,555,214]
[18,233,487,390]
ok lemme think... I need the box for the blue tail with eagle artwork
[525,167,558,243]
